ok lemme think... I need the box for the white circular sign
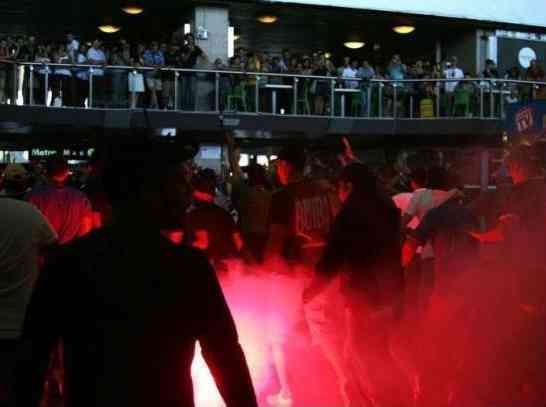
[518,47,537,68]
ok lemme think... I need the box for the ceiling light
[324,52,332,59]
[344,41,365,49]
[393,25,415,34]
[98,24,121,34]
[122,5,144,15]
[257,15,278,24]
[234,34,240,40]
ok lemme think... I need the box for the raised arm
[225,132,243,180]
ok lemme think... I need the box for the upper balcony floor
[0,61,544,147]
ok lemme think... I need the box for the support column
[193,5,229,111]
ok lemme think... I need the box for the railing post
[480,85,484,119]
[44,67,49,106]
[393,85,398,118]
[12,63,18,104]
[500,82,505,119]
[330,79,335,117]
[272,90,277,114]
[174,71,179,110]
[131,70,137,109]
[435,83,440,118]
[367,83,372,117]
[293,77,298,115]
[29,65,34,105]
[255,75,259,113]
[378,83,383,118]
[215,72,220,112]
[410,95,414,118]
[480,149,490,232]
[489,81,495,118]
[340,93,346,118]
[88,68,94,108]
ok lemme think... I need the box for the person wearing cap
[0,164,30,200]
[12,140,258,407]
[264,144,339,407]
[26,155,93,245]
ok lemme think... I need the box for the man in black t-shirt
[12,142,257,407]
[264,146,339,407]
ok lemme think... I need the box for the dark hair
[409,167,428,188]
[46,155,69,178]
[245,163,269,188]
[426,166,448,189]
[192,168,216,195]
[277,145,306,172]
[339,163,377,196]
[102,139,192,206]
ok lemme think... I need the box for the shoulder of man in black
[269,188,294,226]
[15,227,258,407]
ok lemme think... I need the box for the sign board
[505,101,546,140]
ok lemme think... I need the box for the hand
[341,136,357,164]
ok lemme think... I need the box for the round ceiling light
[257,15,278,24]
[98,24,121,34]
[344,41,365,49]
[122,6,144,15]
[393,25,415,34]
[234,34,240,40]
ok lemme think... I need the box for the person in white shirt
[66,33,79,63]
[53,45,73,106]
[401,167,458,312]
[0,197,57,402]
[443,56,464,116]
[87,39,107,107]
[342,59,359,90]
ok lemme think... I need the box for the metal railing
[1,60,545,119]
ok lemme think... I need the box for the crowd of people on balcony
[1,135,545,407]
[0,32,545,116]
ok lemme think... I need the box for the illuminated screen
[239,154,249,167]
[200,145,222,160]
[0,151,29,163]
[257,155,269,167]
[265,0,546,27]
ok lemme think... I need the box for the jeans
[180,74,196,110]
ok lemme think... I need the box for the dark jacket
[12,226,257,407]
[317,193,404,309]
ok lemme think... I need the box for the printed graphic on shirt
[294,194,333,249]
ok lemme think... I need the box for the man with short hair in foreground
[12,141,258,407]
